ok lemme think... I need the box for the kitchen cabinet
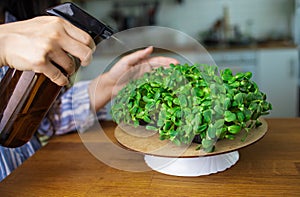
[257,48,299,117]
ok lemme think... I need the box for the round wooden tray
[114,118,268,158]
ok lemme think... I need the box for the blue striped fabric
[0,68,106,181]
[0,66,8,79]
[0,135,41,181]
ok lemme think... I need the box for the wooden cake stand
[114,118,268,176]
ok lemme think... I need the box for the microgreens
[111,64,272,152]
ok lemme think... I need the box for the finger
[146,56,179,68]
[120,46,153,66]
[48,48,75,76]
[59,36,93,66]
[62,19,96,51]
[37,61,69,86]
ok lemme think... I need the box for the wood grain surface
[0,118,299,197]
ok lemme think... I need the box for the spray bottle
[0,2,114,147]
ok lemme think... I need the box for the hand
[108,46,179,95]
[88,46,179,111]
[0,16,95,86]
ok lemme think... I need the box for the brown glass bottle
[0,2,113,147]
[0,65,78,147]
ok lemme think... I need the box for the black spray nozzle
[46,2,114,45]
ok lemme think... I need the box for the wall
[83,0,294,40]
[157,0,294,40]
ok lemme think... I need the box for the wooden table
[0,118,299,196]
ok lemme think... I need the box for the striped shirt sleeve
[0,135,41,182]
[0,66,8,79]
[38,80,107,136]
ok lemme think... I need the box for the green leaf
[214,119,225,129]
[133,120,139,127]
[207,125,216,139]
[154,92,161,100]
[225,134,235,140]
[157,119,164,127]
[163,121,172,131]
[214,105,223,115]
[142,115,151,123]
[216,128,223,138]
[178,95,187,107]
[249,102,258,111]
[146,125,158,131]
[201,139,215,152]
[243,108,252,120]
[201,100,211,107]
[237,111,245,122]
[172,138,181,146]
[203,109,212,122]
[223,97,231,109]
[255,120,262,127]
[197,124,207,133]
[221,69,233,81]
[224,111,236,122]
[142,96,154,103]
[244,72,252,79]
[159,109,167,120]
[173,97,180,105]
[228,125,242,134]
[145,102,155,111]
[234,93,244,105]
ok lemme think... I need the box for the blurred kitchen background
[70,0,300,118]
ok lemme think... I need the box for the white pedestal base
[144,151,239,176]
